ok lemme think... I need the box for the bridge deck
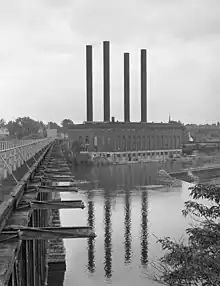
[0,140,95,285]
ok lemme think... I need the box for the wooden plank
[42,177,74,182]
[45,171,72,176]
[43,169,71,174]
[44,174,74,179]
[17,200,85,210]
[42,181,88,187]
[1,227,96,240]
[25,184,79,193]
[38,186,78,193]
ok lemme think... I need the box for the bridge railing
[0,138,54,182]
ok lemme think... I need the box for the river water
[60,163,193,286]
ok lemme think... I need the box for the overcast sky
[0,0,219,125]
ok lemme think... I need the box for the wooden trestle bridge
[0,139,96,286]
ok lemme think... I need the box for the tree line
[0,117,74,139]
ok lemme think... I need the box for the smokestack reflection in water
[104,195,112,279]
[140,191,148,266]
[87,192,96,273]
[124,188,132,264]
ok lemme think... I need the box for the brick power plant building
[68,41,184,156]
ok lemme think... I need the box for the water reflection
[140,191,148,266]
[124,188,132,264]
[104,194,112,279]
[87,192,95,273]
[63,163,190,286]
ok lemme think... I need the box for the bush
[152,184,220,286]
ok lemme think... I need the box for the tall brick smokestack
[124,52,130,122]
[103,41,110,122]
[86,45,93,122]
[141,49,147,122]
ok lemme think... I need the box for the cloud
[0,0,219,124]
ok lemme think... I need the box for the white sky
[0,0,219,125]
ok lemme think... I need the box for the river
[60,163,193,286]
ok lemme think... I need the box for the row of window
[77,134,181,150]
[114,135,181,150]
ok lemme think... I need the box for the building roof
[68,121,184,130]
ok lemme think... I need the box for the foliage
[61,118,74,129]
[0,118,6,128]
[0,116,73,139]
[47,121,61,131]
[152,184,220,286]
[6,117,45,139]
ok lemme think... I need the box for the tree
[61,119,74,129]
[0,118,6,128]
[47,121,61,129]
[6,120,20,137]
[152,184,220,285]
[6,117,46,139]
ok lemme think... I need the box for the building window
[122,136,126,150]
[164,136,168,148]
[177,136,180,148]
[102,136,105,145]
[132,136,136,150]
[137,136,141,150]
[174,136,176,149]
[157,135,160,149]
[117,136,121,150]
[152,136,155,150]
[148,136,150,150]
[161,136,164,149]
[169,136,172,149]
[142,136,146,150]
[127,136,131,150]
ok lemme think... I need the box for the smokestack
[124,53,130,122]
[141,49,147,122]
[86,45,93,122]
[103,41,110,122]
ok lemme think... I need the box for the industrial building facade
[68,41,184,156]
[68,122,184,152]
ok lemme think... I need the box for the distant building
[68,121,184,152]
[57,128,68,139]
[0,128,9,139]
[46,128,57,138]
[185,124,220,142]
[68,41,184,153]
